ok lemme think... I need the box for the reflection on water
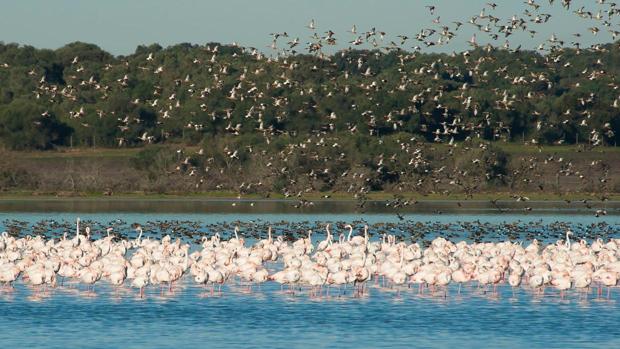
[1,280,619,349]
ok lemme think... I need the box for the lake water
[1,201,619,349]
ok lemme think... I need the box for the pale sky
[0,0,616,55]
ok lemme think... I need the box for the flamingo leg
[607,287,611,299]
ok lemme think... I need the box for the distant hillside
[0,41,619,151]
[1,42,619,197]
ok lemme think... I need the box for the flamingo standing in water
[0,262,20,288]
[552,275,571,299]
[3,219,620,303]
[132,275,149,298]
[595,270,618,299]
[508,273,522,296]
[452,269,471,295]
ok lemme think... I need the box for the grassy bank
[11,143,620,159]
[1,144,618,199]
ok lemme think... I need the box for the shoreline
[0,191,620,202]
[0,191,617,202]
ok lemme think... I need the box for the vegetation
[0,41,619,150]
[0,41,618,197]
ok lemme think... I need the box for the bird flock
[1,1,619,201]
[1,218,620,300]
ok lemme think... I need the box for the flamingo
[0,263,20,288]
[79,266,101,292]
[552,276,571,299]
[452,269,471,294]
[132,275,149,298]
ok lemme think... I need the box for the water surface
[1,206,619,349]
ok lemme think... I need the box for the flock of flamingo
[0,218,619,300]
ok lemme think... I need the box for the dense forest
[0,41,618,197]
[0,41,619,150]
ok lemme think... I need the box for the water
[1,203,620,349]
[2,284,619,349]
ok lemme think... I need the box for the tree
[0,100,72,149]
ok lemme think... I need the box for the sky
[0,0,616,56]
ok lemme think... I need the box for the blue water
[1,211,620,349]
